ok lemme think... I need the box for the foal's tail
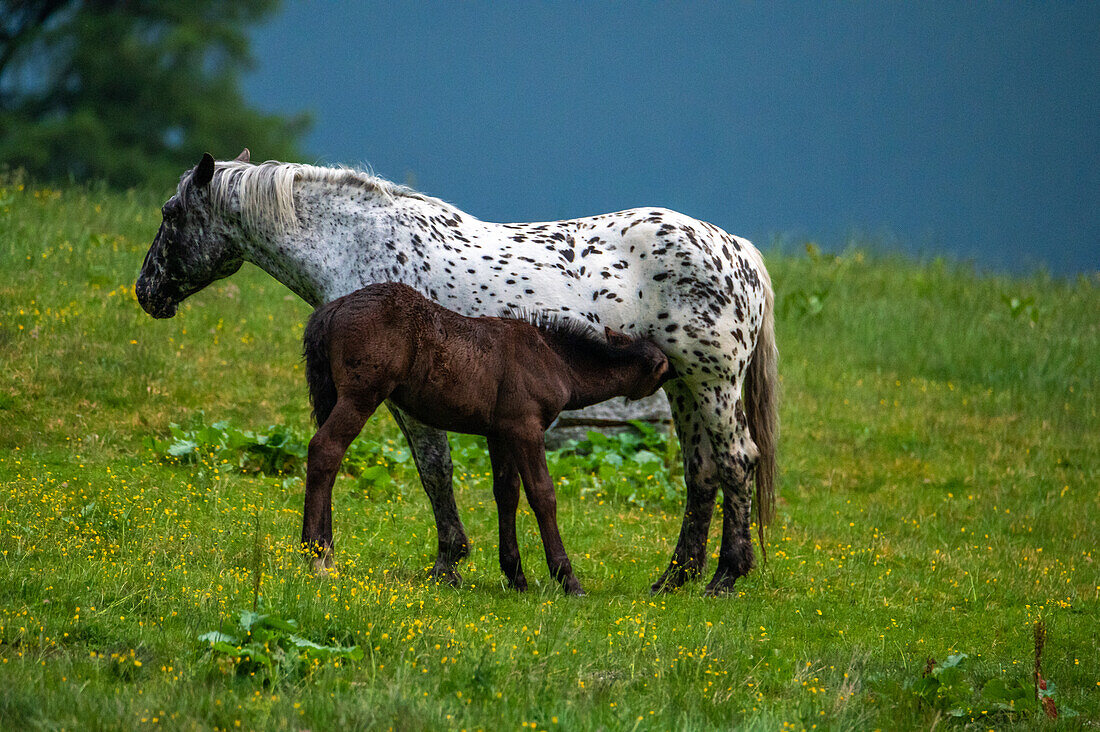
[303,302,339,428]
[745,278,779,562]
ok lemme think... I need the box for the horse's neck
[238,181,403,306]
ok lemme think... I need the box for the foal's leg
[511,435,584,596]
[651,379,720,593]
[302,398,372,573]
[486,436,527,591]
[387,403,469,586]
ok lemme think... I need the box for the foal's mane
[178,159,457,232]
[500,308,644,364]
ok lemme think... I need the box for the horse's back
[504,208,769,370]
[505,207,765,304]
[393,198,770,387]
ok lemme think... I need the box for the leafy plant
[147,416,684,508]
[896,638,1076,721]
[145,418,307,475]
[548,421,682,508]
[199,609,362,686]
[781,287,831,319]
[908,653,974,717]
[980,676,1032,713]
[145,416,415,488]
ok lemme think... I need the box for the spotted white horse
[136,151,779,595]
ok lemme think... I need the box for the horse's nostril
[151,299,177,319]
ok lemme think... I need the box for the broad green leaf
[198,630,240,645]
[357,465,393,488]
[211,641,242,655]
[167,439,198,457]
[256,615,299,633]
[936,653,968,671]
[238,610,262,632]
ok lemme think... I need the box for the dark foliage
[0,0,310,187]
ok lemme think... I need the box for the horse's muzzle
[135,276,178,319]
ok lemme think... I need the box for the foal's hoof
[428,565,463,588]
[650,566,692,595]
[508,573,528,592]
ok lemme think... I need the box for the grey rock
[545,391,672,448]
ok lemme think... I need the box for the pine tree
[0,1,309,187]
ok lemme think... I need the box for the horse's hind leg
[696,384,760,596]
[487,437,528,591]
[651,379,720,593]
[303,398,372,573]
[387,404,469,586]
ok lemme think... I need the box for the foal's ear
[650,355,670,384]
[234,148,250,163]
[193,153,216,187]
[604,327,633,347]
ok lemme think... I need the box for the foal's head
[515,312,672,402]
[602,327,672,400]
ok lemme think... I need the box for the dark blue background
[244,3,1099,275]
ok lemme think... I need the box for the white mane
[180,159,456,233]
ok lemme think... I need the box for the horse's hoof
[310,553,335,577]
[509,574,528,592]
[562,578,586,596]
[702,546,754,596]
[702,578,736,596]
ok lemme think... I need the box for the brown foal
[301,282,671,595]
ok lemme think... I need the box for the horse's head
[136,150,250,318]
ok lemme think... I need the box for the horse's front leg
[303,398,371,574]
[387,403,469,586]
[487,436,527,591]
[510,434,584,596]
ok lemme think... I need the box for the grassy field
[1,177,1097,730]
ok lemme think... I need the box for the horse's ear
[193,153,215,187]
[604,327,632,347]
[234,148,250,163]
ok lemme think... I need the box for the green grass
[1,177,1097,730]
